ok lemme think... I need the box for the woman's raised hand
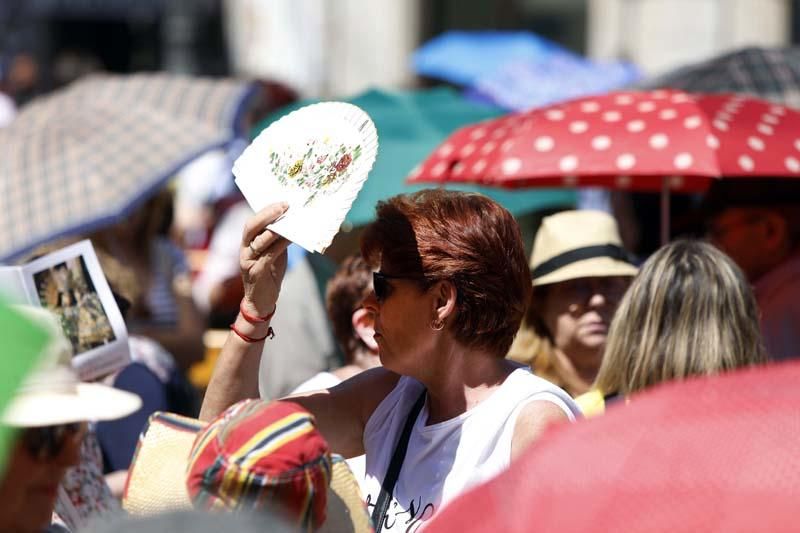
[240,202,291,316]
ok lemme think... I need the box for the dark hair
[361,189,531,357]
[325,255,373,362]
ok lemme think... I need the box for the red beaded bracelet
[230,322,275,342]
[239,300,276,324]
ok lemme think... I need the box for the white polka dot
[670,176,685,189]
[491,128,509,139]
[469,128,487,140]
[684,115,702,129]
[480,141,497,154]
[581,101,600,113]
[738,155,755,172]
[408,164,422,179]
[762,113,780,125]
[616,175,632,187]
[563,175,578,186]
[502,158,522,175]
[713,120,729,131]
[659,109,678,120]
[569,121,589,134]
[674,153,693,169]
[651,90,669,99]
[545,110,565,121]
[627,120,646,132]
[716,111,732,122]
[637,101,656,112]
[534,136,555,152]
[616,153,636,170]
[602,110,622,122]
[472,159,488,173]
[707,134,719,149]
[437,143,454,157]
[747,136,765,151]
[501,140,515,153]
[785,157,800,173]
[771,105,786,116]
[460,143,476,157]
[794,139,800,152]
[649,133,669,150]
[559,155,579,172]
[591,135,612,151]
[671,94,693,103]
[615,94,634,105]
[757,123,774,136]
[453,162,465,175]
[432,161,448,177]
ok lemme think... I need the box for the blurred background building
[2,0,797,101]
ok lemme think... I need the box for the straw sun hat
[529,210,638,287]
[3,306,141,428]
[123,400,371,533]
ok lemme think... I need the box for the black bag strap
[371,390,427,533]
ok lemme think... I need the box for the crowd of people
[1,167,797,531]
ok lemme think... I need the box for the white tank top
[362,367,580,531]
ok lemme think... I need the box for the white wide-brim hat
[530,210,638,287]
[2,306,141,427]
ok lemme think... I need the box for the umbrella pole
[660,177,670,246]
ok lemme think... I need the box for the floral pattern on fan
[271,138,363,206]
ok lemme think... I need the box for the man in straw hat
[703,178,800,361]
[0,306,141,533]
[509,210,637,397]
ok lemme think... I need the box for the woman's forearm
[198,315,268,421]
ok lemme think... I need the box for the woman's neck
[418,342,517,425]
[551,347,599,395]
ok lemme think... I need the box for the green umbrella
[0,299,49,474]
[255,87,575,227]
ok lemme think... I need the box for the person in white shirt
[199,190,581,531]
[705,178,800,361]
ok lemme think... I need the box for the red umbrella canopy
[409,90,800,191]
[424,360,800,533]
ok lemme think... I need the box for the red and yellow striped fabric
[186,399,332,530]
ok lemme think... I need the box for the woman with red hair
[200,190,580,530]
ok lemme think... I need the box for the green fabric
[254,87,575,227]
[0,300,49,475]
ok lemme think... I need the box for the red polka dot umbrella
[410,89,800,188]
[408,89,800,242]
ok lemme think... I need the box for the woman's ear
[762,211,789,252]
[432,280,457,322]
[352,307,378,352]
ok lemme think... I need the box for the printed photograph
[33,255,116,355]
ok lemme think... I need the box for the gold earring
[431,318,445,331]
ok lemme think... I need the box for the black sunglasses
[373,272,426,302]
[22,422,86,462]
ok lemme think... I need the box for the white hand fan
[233,102,378,253]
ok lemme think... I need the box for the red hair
[361,190,531,357]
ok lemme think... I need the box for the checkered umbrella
[639,46,800,108]
[0,73,255,261]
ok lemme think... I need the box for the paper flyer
[0,240,130,381]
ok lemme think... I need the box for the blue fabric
[96,363,169,472]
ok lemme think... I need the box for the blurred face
[362,266,433,375]
[0,423,85,533]
[540,276,631,370]
[707,207,784,282]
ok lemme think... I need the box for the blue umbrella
[413,31,564,86]
[413,31,640,111]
